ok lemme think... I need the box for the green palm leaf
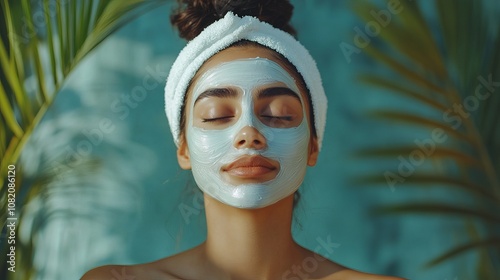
[426,238,500,267]
[367,110,477,145]
[379,203,500,224]
[357,146,480,167]
[357,174,500,204]
[0,0,168,278]
[359,75,449,112]
[355,0,500,274]
[354,1,446,79]
[0,0,167,188]
[363,45,448,96]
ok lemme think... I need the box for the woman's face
[177,46,318,208]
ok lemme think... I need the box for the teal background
[14,1,499,279]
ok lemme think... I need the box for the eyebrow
[194,88,238,105]
[257,87,301,101]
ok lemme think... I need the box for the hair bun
[171,0,296,40]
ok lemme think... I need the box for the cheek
[185,95,227,164]
[255,114,310,166]
[187,128,232,165]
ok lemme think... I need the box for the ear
[307,137,319,166]
[177,137,191,170]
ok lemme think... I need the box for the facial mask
[186,58,310,208]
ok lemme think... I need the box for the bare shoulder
[324,269,406,280]
[80,263,179,280]
[145,245,205,279]
[80,265,127,280]
[80,246,203,280]
[291,247,404,280]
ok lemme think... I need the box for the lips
[222,156,278,179]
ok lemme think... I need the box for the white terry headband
[164,12,327,150]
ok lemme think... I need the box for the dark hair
[171,0,296,40]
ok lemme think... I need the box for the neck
[201,194,305,279]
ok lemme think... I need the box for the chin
[208,184,296,209]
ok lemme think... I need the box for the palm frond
[355,0,500,274]
[354,1,446,79]
[367,110,477,145]
[363,45,448,96]
[379,203,500,224]
[0,0,167,188]
[359,75,449,112]
[426,238,500,267]
[357,146,480,167]
[357,174,500,204]
[0,0,168,278]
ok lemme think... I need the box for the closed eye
[260,115,293,121]
[202,116,234,123]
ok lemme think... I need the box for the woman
[82,1,405,279]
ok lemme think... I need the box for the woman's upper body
[82,196,404,280]
[82,260,404,280]
[82,44,404,280]
[82,1,405,279]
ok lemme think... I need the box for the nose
[233,126,267,150]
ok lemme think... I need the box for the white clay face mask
[186,58,310,208]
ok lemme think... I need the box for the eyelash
[202,115,293,123]
[202,116,234,123]
[261,115,293,121]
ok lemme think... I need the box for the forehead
[192,58,299,94]
[196,46,286,76]
[191,46,303,91]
